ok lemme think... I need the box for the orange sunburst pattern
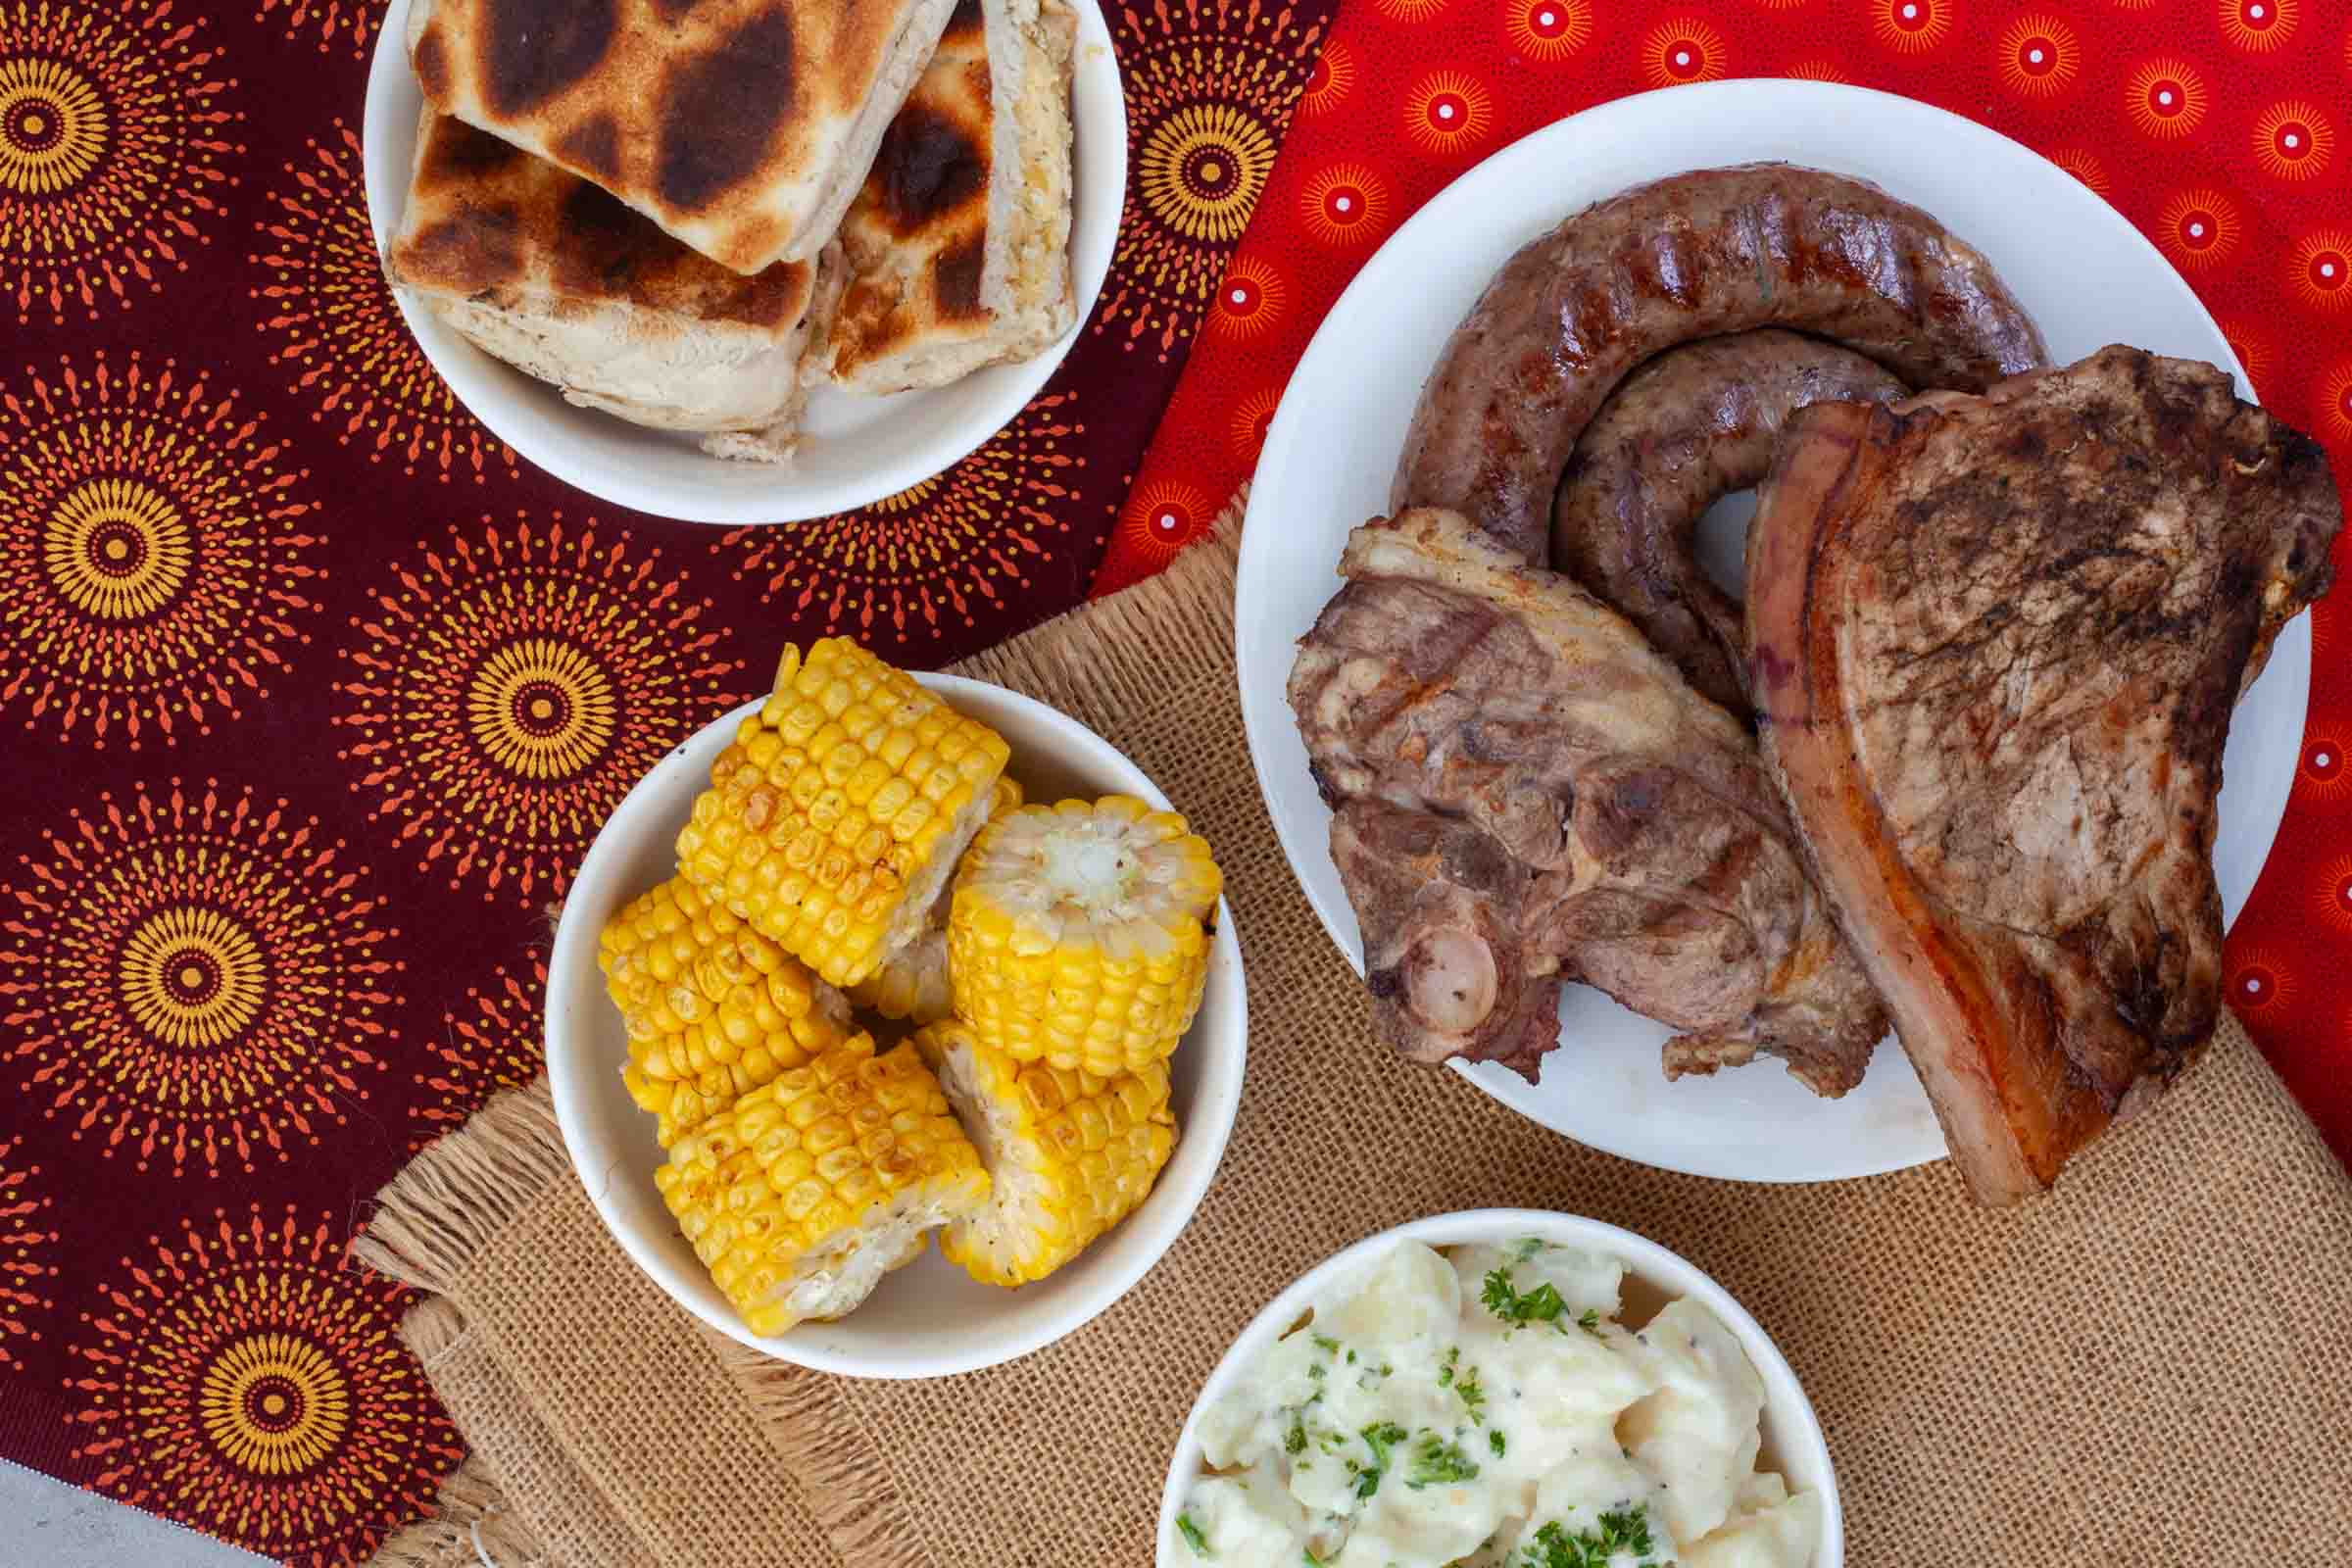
[333,517,747,904]
[2217,318,2276,396]
[2317,362,2352,444]
[2048,148,2112,195]
[1229,387,1283,461]
[254,0,376,55]
[2311,853,2352,933]
[1207,255,1286,339]
[2219,0,2295,51]
[1116,478,1221,579]
[64,1207,463,1564]
[411,957,547,1142]
[1094,0,1321,359]
[0,781,399,1176]
[1298,38,1354,116]
[1502,0,1593,62]
[1372,0,1449,22]
[2286,229,2352,312]
[1872,0,1952,53]
[1783,61,1853,82]
[2298,729,2352,802]
[249,123,514,483]
[2251,101,2332,182]
[2124,59,2208,139]
[0,1138,55,1372]
[0,0,243,323]
[1997,16,2081,97]
[1298,161,1390,246]
[1641,20,1730,87]
[1403,71,1494,155]
[719,392,1087,634]
[0,353,325,749]
[2154,188,2242,270]
[2225,945,2293,1017]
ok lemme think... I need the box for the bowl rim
[1154,1207,1845,1567]
[358,0,1129,525]
[546,671,1248,1377]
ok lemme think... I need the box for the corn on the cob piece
[675,639,1011,990]
[949,796,1221,1075]
[654,1032,989,1336]
[917,1020,1176,1286]
[599,876,855,1145]
[848,775,1025,1025]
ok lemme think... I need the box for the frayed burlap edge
[355,506,1249,1568]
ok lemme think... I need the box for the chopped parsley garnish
[1454,1365,1488,1423]
[1311,1334,1340,1354]
[1351,1422,1407,1498]
[1405,1434,1481,1490]
[1303,1551,1326,1568]
[1515,1504,1658,1568]
[1346,1348,1357,1364]
[1511,1238,1544,1263]
[1439,1348,1459,1387]
[1307,1362,1327,1382]
[1285,1414,1308,1455]
[1480,1266,1573,1332]
[1176,1513,1212,1557]
[1488,1428,1507,1457]
[1577,1308,1604,1338]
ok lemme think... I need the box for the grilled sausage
[1552,330,1905,712]
[1394,164,2049,564]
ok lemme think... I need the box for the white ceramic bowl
[1157,1209,1843,1566]
[360,0,1126,524]
[548,674,1247,1376]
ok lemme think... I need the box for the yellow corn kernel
[653,1033,990,1336]
[848,775,1024,1024]
[675,640,1010,989]
[949,796,1222,1075]
[599,875,854,1146]
[918,1020,1176,1286]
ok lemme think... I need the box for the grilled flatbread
[405,0,958,273]
[386,113,845,463]
[824,0,1077,394]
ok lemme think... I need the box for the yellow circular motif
[1139,103,1276,246]
[44,475,192,621]
[0,54,106,194]
[199,1330,352,1479]
[120,905,267,1051]
[466,635,619,782]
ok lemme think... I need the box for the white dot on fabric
[2028,48,2043,63]
[1538,9,1554,23]
[2325,262,2341,279]
[2158,90,2175,106]
[2244,977,2261,994]
[2284,132,2301,149]
[1438,103,1455,119]
[1675,49,1691,66]
[2188,222,2205,238]
[1158,512,1177,529]
[1902,3,1918,16]
[1335,195,1352,212]
[1229,288,1247,305]
[2250,3,2264,15]
[2317,751,2332,767]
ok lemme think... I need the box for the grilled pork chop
[1290,508,1886,1094]
[1747,346,2340,1203]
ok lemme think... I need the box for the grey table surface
[0,1461,269,1566]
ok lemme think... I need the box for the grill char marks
[656,8,798,211]
[1746,345,2342,1204]
[480,0,617,117]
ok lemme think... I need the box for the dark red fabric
[1105,0,2352,1167]
[0,0,1326,1557]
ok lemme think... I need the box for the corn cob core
[599,876,855,1146]
[654,1032,989,1336]
[949,796,1222,1076]
[917,1020,1176,1287]
[675,639,1011,989]
[849,775,1024,1025]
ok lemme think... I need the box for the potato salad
[1175,1239,1818,1567]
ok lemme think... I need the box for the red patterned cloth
[1110,0,2352,1166]
[0,0,1326,1558]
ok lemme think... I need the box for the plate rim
[359,0,1128,525]
[1233,77,2307,1183]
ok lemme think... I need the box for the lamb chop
[1289,507,1886,1095]
[1747,346,2340,1204]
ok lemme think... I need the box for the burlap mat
[356,518,2352,1568]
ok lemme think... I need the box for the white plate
[361,0,1125,524]
[1236,80,2309,1184]
[547,675,1247,1376]
[1156,1209,1842,1568]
